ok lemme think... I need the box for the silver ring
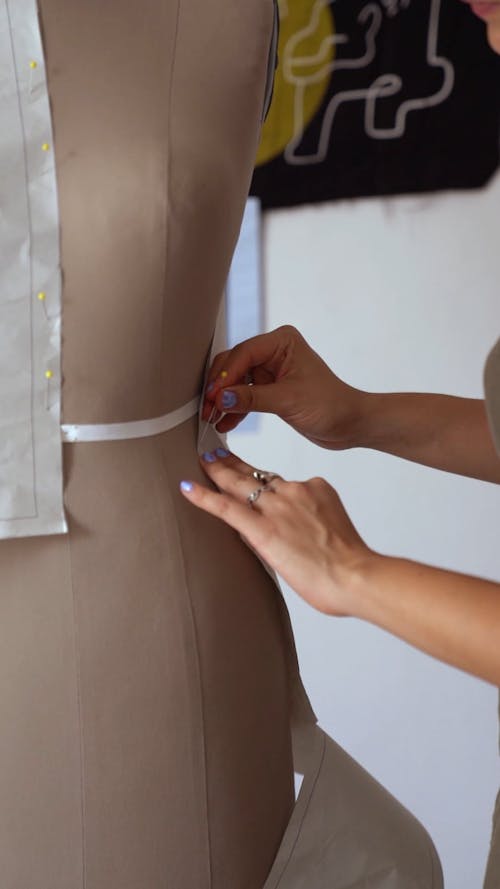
[252,470,280,486]
[247,485,275,508]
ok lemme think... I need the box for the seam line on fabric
[157,439,213,888]
[159,0,214,875]
[159,0,182,400]
[273,728,327,888]
[65,528,87,888]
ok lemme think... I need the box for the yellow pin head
[29,60,38,70]
[41,142,50,152]
[37,291,46,302]
[220,371,228,380]
[45,370,53,380]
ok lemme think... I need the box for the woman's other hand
[180,449,373,617]
[180,449,500,684]
[202,325,364,449]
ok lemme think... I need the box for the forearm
[348,554,500,685]
[352,392,500,484]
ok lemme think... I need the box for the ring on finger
[252,470,281,486]
[247,485,276,508]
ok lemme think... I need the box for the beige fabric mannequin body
[0,2,443,887]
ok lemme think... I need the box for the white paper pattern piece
[0,0,66,538]
[226,198,263,434]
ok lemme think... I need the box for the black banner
[251,0,500,209]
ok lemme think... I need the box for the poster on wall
[251,0,500,209]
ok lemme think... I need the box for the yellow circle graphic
[256,0,336,168]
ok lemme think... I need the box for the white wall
[229,173,500,889]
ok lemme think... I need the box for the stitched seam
[64,525,87,888]
[273,729,327,888]
[159,3,212,874]
[155,437,213,888]
[159,0,182,394]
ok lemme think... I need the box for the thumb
[216,382,287,417]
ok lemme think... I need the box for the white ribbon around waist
[61,396,200,443]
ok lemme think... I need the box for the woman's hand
[180,449,500,685]
[203,325,500,485]
[180,448,374,616]
[202,325,364,449]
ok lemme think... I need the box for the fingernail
[206,382,215,394]
[180,480,194,493]
[202,451,217,463]
[215,447,230,458]
[222,390,237,410]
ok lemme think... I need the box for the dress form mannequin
[0,2,443,887]
[1,3,293,887]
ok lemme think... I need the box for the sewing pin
[28,60,37,96]
[37,291,48,320]
[45,369,53,410]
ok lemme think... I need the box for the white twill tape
[61,397,199,443]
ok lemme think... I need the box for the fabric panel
[263,725,443,889]
[0,0,65,538]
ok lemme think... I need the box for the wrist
[328,548,389,619]
[325,386,377,450]
[350,390,388,450]
[337,550,393,621]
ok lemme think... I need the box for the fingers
[179,450,283,543]
[202,326,299,417]
[179,479,261,539]
[197,449,284,502]
[201,349,230,422]
[193,451,331,518]
[209,328,289,386]
[179,445,369,622]
[209,349,231,382]
[204,350,230,401]
[213,412,248,434]
[217,381,292,418]
[201,451,261,499]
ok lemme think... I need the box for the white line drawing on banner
[380,0,411,17]
[283,0,454,166]
[283,1,380,89]
[365,0,454,138]
[283,2,384,164]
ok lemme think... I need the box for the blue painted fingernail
[206,382,215,394]
[222,390,237,410]
[180,481,194,493]
[215,447,230,458]
[202,451,217,463]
